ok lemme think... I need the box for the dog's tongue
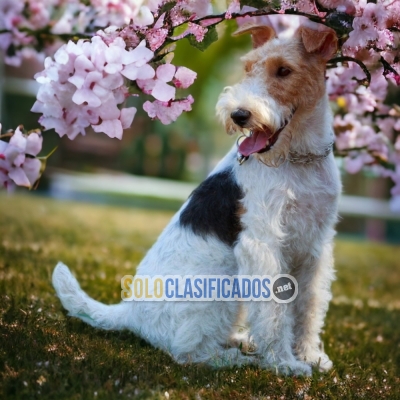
[238,129,272,156]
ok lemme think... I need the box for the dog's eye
[277,67,291,77]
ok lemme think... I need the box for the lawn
[1,193,399,399]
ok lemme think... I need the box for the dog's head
[216,23,337,167]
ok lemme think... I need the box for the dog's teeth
[243,129,252,137]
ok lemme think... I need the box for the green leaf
[158,1,177,14]
[187,25,218,52]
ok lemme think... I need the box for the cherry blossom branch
[380,56,400,82]
[328,56,371,86]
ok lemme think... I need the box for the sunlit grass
[1,193,399,399]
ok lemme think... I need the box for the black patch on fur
[180,169,244,246]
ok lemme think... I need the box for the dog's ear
[298,25,338,61]
[233,25,276,48]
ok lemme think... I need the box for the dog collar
[287,141,334,164]
[237,138,334,165]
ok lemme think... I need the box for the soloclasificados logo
[121,275,298,303]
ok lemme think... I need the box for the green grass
[1,193,399,399]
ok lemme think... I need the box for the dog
[52,22,341,376]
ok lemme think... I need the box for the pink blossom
[152,64,176,101]
[138,64,177,102]
[377,117,396,139]
[90,0,153,27]
[226,0,240,19]
[279,0,315,14]
[121,41,155,80]
[388,71,400,86]
[345,15,379,48]
[318,0,355,14]
[362,2,388,29]
[143,95,194,124]
[142,13,168,53]
[0,125,43,190]
[173,67,197,89]
[147,0,165,13]
[344,153,375,174]
[32,35,153,139]
[376,29,394,49]
[169,7,189,28]
[326,64,365,98]
[199,17,223,27]
[146,28,169,51]
[180,0,213,19]
[0,0,156,67]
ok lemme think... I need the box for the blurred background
[1,20,399,242]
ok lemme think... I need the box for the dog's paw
[259,355,312,376]
[229,326,257,354]
[299,352,333,372]
[274,360,312,376]
[314,353,333,372]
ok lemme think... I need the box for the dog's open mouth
[238,127,278,157]
[237,112,295,158]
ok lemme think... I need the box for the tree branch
[328,56,371,86]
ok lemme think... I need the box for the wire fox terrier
[52,22,341,376]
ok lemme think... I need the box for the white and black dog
[53,22,341,376]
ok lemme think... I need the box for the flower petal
[120,107,137,129]
[156,64,176,83]
[9,127,27,152]
[23,158,42,186]
[122,43,153,66]
[8,166,30,187]
[25,132,43,156]
[121,65,140,80]
[92,119,123,139]
[174,67,197,89]
[137,64,155,80]
[151,80,175,102]
[72,89,102,107]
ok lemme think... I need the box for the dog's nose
[230,109,251,127]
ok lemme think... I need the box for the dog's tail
[52,262,128,331]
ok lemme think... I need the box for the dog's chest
[237,158,340,245]
[281,185,336,236]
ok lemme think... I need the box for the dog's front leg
[292,241,335,372]
[234,234,312,376]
